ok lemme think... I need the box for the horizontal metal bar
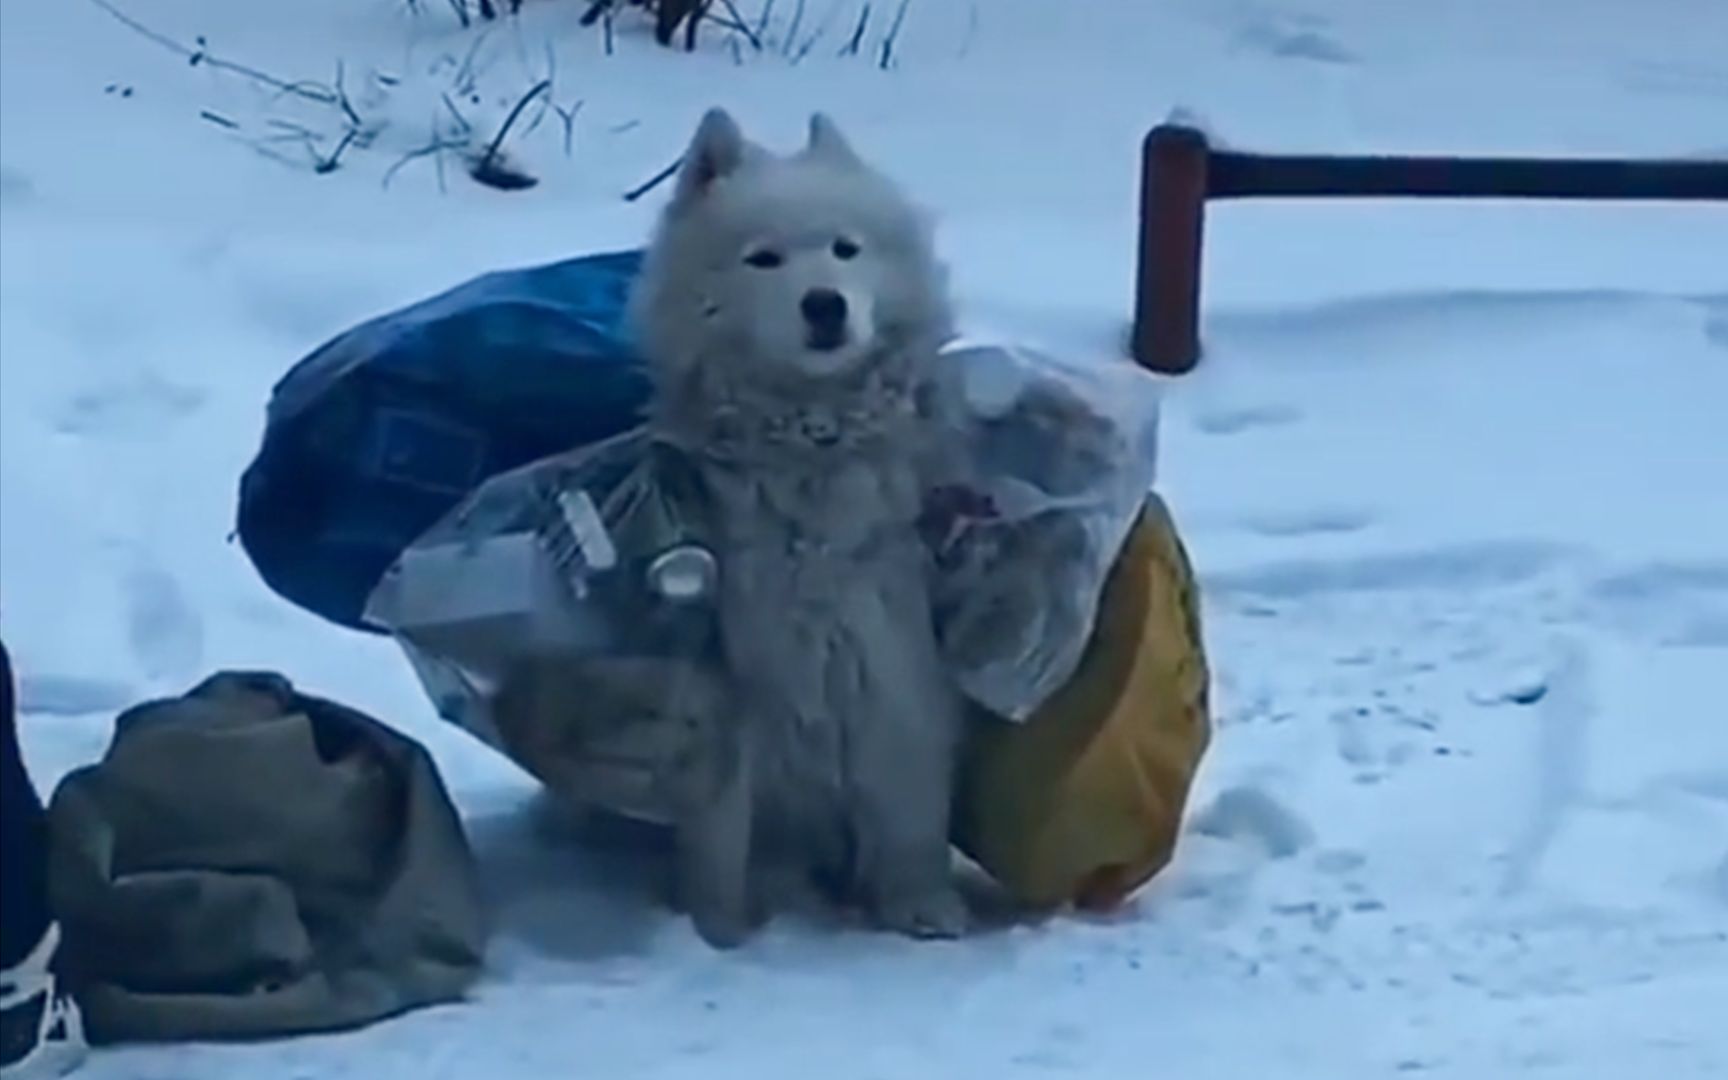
[1209,150,1728,202]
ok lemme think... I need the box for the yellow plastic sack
[954,493,1210,912]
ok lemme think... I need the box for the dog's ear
[671,108,749,209]
[805,113,863,167]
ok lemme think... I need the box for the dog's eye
[832,237,861,261]
[743,249,784,269]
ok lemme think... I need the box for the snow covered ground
[3,0,1727,1075]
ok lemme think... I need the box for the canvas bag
[45,672,487,1043]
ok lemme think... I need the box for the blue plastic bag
[236,250,651,632]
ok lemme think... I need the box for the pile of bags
[32,249,1211,1050]
[239,249,1212,915]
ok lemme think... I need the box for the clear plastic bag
[364,340,1162,804]
[363,430,729,824]
[924,339,1162,718]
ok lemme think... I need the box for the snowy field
[3,0,1727,1076]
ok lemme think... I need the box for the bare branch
[453,26,497,96]
[384,137,471,189]
[268,78,340,104]
[87,0,336,104]
[790,0,844,63]
[265,118,319,138]
[314,127,360,174]
[624,156,682,202]
[435,124,449,194]
[519,44,558,142]
[842,3,871,56]
[474,78,550,176]
[244,139,312,171]
[257,119,322,157]
[333,60,364,130]
[469,152,538,190]
[878,0,912,70]
[553,99,584,157]
[260,131,321,154]
[464,78,549,190]
[781,0,807,58]
[956,0,979,60]
[441,93,473,135]
[711,0,763,49]
[519,92,554,141]
[684,1,703,51]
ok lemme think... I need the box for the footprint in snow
[1235,14,1357,66]
[1313,848,1367,876]
[125,562,205,686]
[1239,506,1375,539]
[1469,664,1550,707]
[1191,786,1315,860]
[1497,638,1593,897]
[15,674,137,717]
[55,375,204,439]
[0,165,34,204]
[1619,61,1728,102]
[1203,540,1562,600]
[1192,403,1303,436]
[1702,299,1728,353]
[1589,560,1728,648]
[1329,707,1377,767]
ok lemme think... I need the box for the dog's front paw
[688,896,761,950]
[874,885,970,940]
[672,860,767,949]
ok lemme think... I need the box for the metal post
[1128,124,1727,376]
[1132,125,1211,375]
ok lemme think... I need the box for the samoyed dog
[630,108,968,945]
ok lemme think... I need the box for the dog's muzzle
[800,288,849,352]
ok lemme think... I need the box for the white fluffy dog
[630,108,968,945]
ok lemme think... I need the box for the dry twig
[878,0,912,69]
[88,0,335,104]
[469,77,551,189]
[624,156,681,202]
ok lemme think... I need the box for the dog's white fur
[630,108,967,945]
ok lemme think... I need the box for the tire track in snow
[1498,637,1594,896]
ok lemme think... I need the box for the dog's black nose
[800,289,848,349]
